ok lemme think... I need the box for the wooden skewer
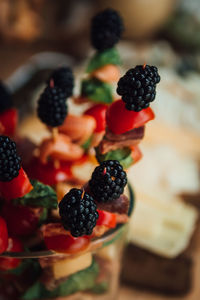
[81,189,85,199]
[52,127,60,168]
[143,63,147,69]
[52,127,58,142]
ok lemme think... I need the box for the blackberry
[59,188,99,237]
[91,8,124,51]
[47,67,74,97]
[0,136,21,182]
[37,85,67,127]
[117,65,160,112]
[135,65,160,85]
[0,81,12,113]
[89,160,127,203]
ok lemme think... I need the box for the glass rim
[1,183,134,259]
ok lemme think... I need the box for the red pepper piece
[26,157,72,186]
[96,210,117,228]
[0,168,33,201]
[2,204,41,237]
[106,99,155,134]
[0,237,23,270]
[84,104,108,133]
[0,216,8,254]
[0,108,18,136]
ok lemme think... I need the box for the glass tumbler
[0,186,134,300]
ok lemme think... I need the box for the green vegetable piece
[91,281,109,294]
[22,281,44,300]
[22,259,99,300]
[38,208,48,226]
[96,147,134,169]
[87,47,121,73]
[13,180,58,209]
[2,259,41,277]
[82,135,93,151]
[81,79,113,104]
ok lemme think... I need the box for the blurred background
[0,0,200,299]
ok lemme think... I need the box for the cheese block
[128,144,200,195]
[52,252,92,280]
[71,158,98,183]
[128,189,198,258]
[145,121,200,158]
[98,244,117,261]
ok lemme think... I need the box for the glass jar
[0,185,134,300]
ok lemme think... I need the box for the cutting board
[119,221,200,299]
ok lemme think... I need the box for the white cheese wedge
[128,189,198,258]
[52,252,92,280]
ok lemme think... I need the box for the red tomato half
[0,108,18,136]
[2,204,41,237]
[96,210,117,228]
[0,237,23,270]
[0,216,8,254]
[44,234,90,254]
[42,223,90,254]
[26,157,72,186]
[0,168,33,201]
[84,104,108,132]
[106,99,155,134]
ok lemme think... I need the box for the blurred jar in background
[97,0,177,39]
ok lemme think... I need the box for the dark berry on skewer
[0,136,21,182]
[37,85,68,127]
[59,188,99,237]
[89,160,127,203]
[47,67,74,97]
[117,65,160,112]
[91,8,124,51]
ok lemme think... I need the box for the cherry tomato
[0,216,8,254]
[26,157,72,186]
[42,223,90,254]
[2,204,41,236]
[84,104,108,133]
[130,146,143,164]
[0,167,33,201]
[0,108,18,136]
[106,99,155,134]
[44,234,90,254]
[0,237,23,270]
[96,210,117,228]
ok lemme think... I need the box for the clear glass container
[0,185,134,300]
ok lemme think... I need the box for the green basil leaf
[96,147,134,169]
[87,47,121,73]
[22,259,99,300]
[13,180,57,209]
[81,79,113,104]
